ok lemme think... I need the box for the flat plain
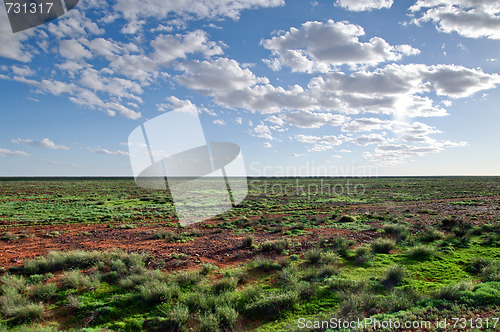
[0,177,499,331]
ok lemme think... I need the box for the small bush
[212,277,237,294]
[253,257,282,272]
[137,281,180,304]
[383,224,409,242]
[371,238,396,254]
[200,263,217,275]
[406,245,435,260]
[244,291,298,320]
[30,283,57,302]
[156,303,189,330]
[6,302,44,321]
[60,270,97,290]
[259,238,291,254]
[304,248,323,265]
[381,265,405,289]
[0,274,27,294]
[176,271,202,286]
[198,312,221,332]
[418,228,444,243]
[241,235,255,248]
[340,292,379,317]
[352,246,373,265]
[216,304,238,328]
[434,282,473,301]
[441,216,458,230]
[338,215,356,223]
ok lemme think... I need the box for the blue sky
[0,0,499,176]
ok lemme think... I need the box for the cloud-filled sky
[0,0,499,176]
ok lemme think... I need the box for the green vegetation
[0,177,499,330]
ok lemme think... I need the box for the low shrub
[383,224,409,242]
[371,238,396,254]
[244,291,298,320]
[137,281,180,304]
[216,304,239,328]
[406,245,435,260]
[304,248,323,265]
[253,257,282,272]
[29,283,57,302]
[352,246,373,265]
[212,277,237,294]
[381,265,405,289]
[200,263,217,275]
[258,238,291,254]
[338,215,356,223]
[241,235,255,248]
[418,228,444,243]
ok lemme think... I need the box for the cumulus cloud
[113,0,284,28]
[352,133,387,146]
[252,124,274,140]
[335,0,393,12]
[176,57,269,93]
[0,148,29,157]
[410,0,500,39]
[364,140,467,165]
[262,142,272,148]
[158,96,199,114]
[266,110,347,128]
[342,118,393,132]
[91,148,129,156]
[59,39,93,60]
[12,138,69,150]
[295,134,345,152]
[177,56,499,117]
[0,10,34,62]
[213,119,226,126]
[261,20,419,73]
[152,30,224,66]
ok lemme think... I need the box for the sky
[0,0,499,177]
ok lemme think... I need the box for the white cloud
[113,0,284,30]
[236,117,242,124]
[352,133,387,146]
[364,140,467,165]
[91,148,129,156]
[59,39,93,60]
[295,134,345,152]
[213,119,226,126]
[0,148,29,157]
[0,9,34,62]
[335,0,393,11]
[47,10,104,39]
[261,20,419,73]
[342,118,393,132]
[152,30,224,66]
[158,97,199,114]
[262,142,272,148]
[252,124,274,140]
[176,57,269,93]
[266,110,347,128]
[410,0,500,39]
[11,66,35,76]
[12,138,70,150]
